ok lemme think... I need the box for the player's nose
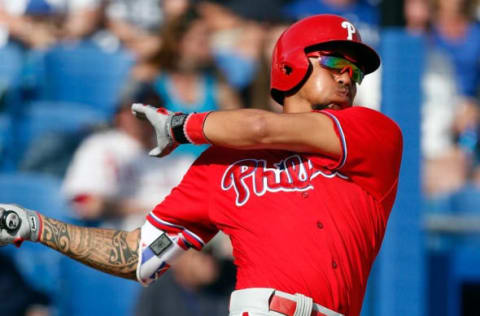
[336,67,354,85]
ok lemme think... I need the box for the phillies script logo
[221,154,347,206]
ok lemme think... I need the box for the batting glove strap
[170,112,211,145]
[169,114,189,144]
[27,210,42,242]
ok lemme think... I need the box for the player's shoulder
[320,106,403,152]
[360,106,402,143]
[337,106,402,136]
[351,106,403,154]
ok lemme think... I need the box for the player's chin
[331,97,353,109]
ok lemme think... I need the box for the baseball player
[0,14,402,316]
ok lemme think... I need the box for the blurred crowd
[0,0,480,315]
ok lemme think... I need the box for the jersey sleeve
[146,151,218,250]
[315,107,403,205]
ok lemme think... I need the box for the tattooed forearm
[39,215,140,280]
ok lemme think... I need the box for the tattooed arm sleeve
[39,215,140,280]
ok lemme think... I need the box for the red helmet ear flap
[271,58,310,92]
[270,43,311,104]
[271,63,313,105]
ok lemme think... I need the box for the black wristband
[170,114,190,144]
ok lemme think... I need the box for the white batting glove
[0,204,42,247]
[131,103,179,157]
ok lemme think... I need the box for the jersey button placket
[316,221,323,229]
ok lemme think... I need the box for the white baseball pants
[229,288,344,316]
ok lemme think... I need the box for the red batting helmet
[270,14,381,105]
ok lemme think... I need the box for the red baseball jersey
[147,106,403,316]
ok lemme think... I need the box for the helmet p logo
[341,21,356,40]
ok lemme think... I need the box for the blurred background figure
[0,253,51,316]
[0,0,107,50]
[247,22,290,113]
[135,248,232,316]
[197,0,288,107]
[402,0,469,198]
[403,1,480,315]
[105,0,177,81]
[151,5,243,157]
[0,0,60,50]
[61,82,194,230]
[196,0,263,97]
[61,0,105,42]
[428,0,480,191]
[432,0,480,101]
[404,0,431,35]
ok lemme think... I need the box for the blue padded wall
[362,29,425,316]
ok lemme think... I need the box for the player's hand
[131,103,179,158]
[0,204,42,247]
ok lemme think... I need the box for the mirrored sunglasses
[314,55,365,84]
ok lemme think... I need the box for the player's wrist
[169,112,211,145]
[30,211,43,242]
[16,209,42,245]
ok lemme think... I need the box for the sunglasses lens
[319,56,364,84]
